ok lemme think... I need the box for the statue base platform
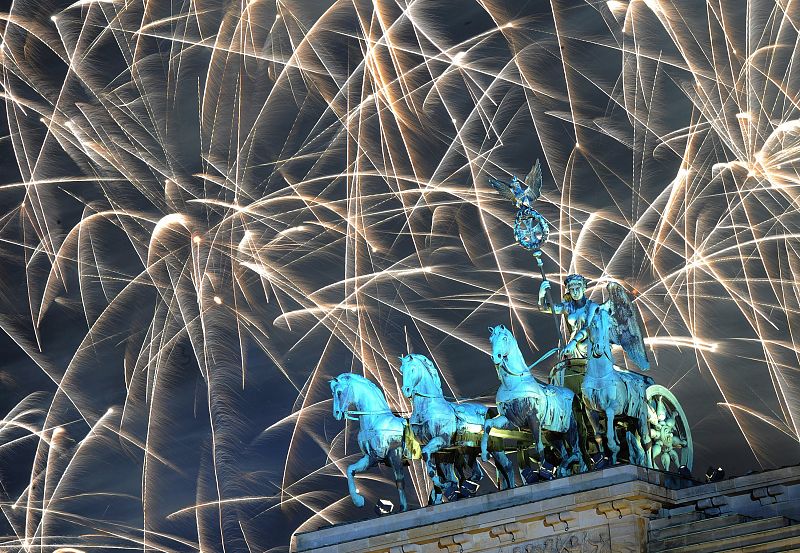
[293,464,800,553]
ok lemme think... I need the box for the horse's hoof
[428,493,443,506]
[521,466,539,484]
[442,482,459,501]
[460,480,480,497]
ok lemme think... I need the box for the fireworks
[1,0,800,550]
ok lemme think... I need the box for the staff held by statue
[488,160,564,352]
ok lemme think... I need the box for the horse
[400,354,515,503]
[481,325,586,476]
[582,305,651,465]
[330,373,408,511]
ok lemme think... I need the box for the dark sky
[1,0,799,551]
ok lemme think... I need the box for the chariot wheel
[645,385,693,472]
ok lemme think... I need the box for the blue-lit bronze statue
[328,160,696,517]
[580,297,652,465]
[481,325,586,475]
[330,374,408,511]
[539,276,650,368]
[490,159,691,473]
[400,354,515,503]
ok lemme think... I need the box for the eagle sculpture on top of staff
[488,159,543,208]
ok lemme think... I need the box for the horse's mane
[413,354,442,392]
[334,373,390,408]
[586,305,613,357]
[588,305,610,335]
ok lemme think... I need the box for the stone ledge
[293,464,669,553]
[292,464,800,553]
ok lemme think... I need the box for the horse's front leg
[490,451,516,489]
[584,400,605,462]
[387,448,408,512]
[347,454,373,508]
[605,406,619,464]
[482,415,509,462]
[422,436,447,486]
[527,408,544,461]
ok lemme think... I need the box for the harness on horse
[343,408,397,421]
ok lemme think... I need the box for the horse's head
[400,354,440,398]
[329,375,354,420]
[489,324,513,366]
[587,308,612,359]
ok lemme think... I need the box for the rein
[410,390,441,399]
[344,408,396,421]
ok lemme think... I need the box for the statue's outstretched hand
[538,280,551,303]
[562,340,578,358]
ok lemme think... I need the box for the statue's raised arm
[603,282,650,370]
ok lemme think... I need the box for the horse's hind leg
[347,454,373,508]
[440,461,460,500]
[491,451,516,489]
[457,452,483,498]
[468,451,485,483]
[605,407,619,464]
[559,416,587,475]
[526,409,544,461]
[482,414,509,461]
[428,460,457,504]
[387,448,408,512]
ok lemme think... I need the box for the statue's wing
[523,159,543,203]
[488,176,518,203]
[605,281,650,370]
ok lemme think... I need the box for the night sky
[1,0,799,551]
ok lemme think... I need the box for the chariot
[549,357,692,472]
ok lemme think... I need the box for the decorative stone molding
[293,464,800,553]
[542,510,576,532]
[596,499,632,519]
[438,533,472,553]
[630,499,661,517]
[490,522,524,543]
[751,485,786,506]
[389,545,420,553]
[695,495,731,515]
[509,527,610,553]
